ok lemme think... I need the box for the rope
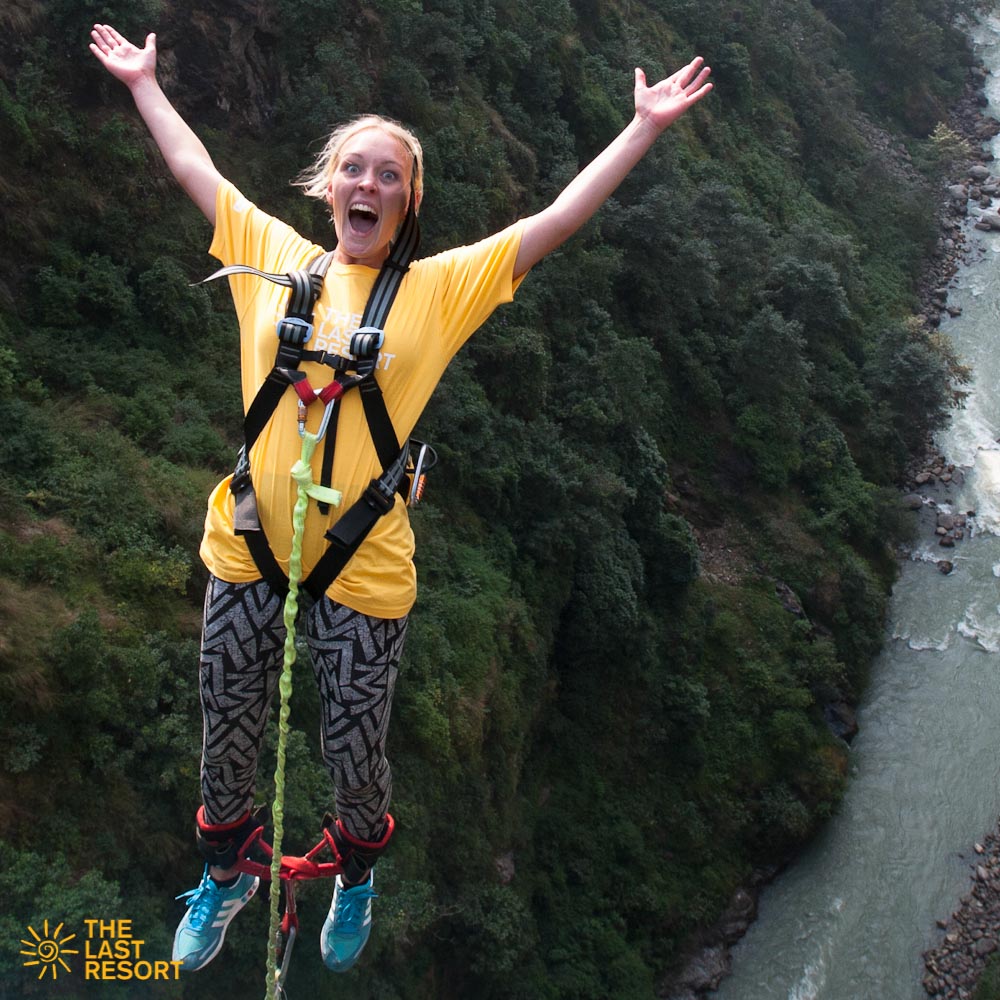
[264,431,320,1000]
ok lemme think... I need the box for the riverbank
[922,830,1000,999]
[918,54,1000,1000]
[658,59,999,1000]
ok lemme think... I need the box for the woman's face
[327,128,412,268]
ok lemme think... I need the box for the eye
[380,169,400,183]
[343,162,360,175]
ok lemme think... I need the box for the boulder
[976,937,998,957]
[718,888,757,942]
[775,581,805,618]
[825,700,859,743]
[495,851,515,885]
[675,946,730,993]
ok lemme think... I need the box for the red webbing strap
[233,830,344,882]
[231,813,395,882]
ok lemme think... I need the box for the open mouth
[348,202,378,235]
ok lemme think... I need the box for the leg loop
[195,805,265,869]
[324,813,394,885]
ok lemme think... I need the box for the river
[711,15,1000,1000]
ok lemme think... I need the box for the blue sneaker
[320,872,378,972]
[172,867,259,971]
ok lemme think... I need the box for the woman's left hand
[513,56,713,277]
[634,57,713,134]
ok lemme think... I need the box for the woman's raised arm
[513,57,712,278]
[89,24,223,224]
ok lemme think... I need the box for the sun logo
[20,920,79,979]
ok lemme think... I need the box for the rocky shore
[901,444,972,575]
[915,66,1000,1000]
[659,61,1000,1000]
[919,63,999,326]
[923,833,1000,999]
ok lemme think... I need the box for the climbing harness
[197,198,433,997]
[202,198,435,601]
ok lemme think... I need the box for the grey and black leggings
[198,575,407,842]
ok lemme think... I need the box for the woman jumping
[89,21,711,975]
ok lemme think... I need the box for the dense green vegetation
[977,954,1000,1000]
[0,0,982,996]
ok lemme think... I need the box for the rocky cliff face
[145,0,287,130]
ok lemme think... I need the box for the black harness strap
[298,205,423,597]
[217,252,336,465]
[202,207,421,599]
[316,203,420,507]
[212,254,336,594]
[302,439,411,600]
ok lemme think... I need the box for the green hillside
[0,0,981,996]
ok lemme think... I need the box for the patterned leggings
[198,575,407,842]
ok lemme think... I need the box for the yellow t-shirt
[199,180,526,618]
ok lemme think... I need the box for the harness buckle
[276,316,314,346]
[363,477,396,514]
[231,447,252,494]
[350,327,384,359]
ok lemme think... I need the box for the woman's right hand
[89,24,157,89]
[87,22,222,224]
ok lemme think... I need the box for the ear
[413,188,423,216]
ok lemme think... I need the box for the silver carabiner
[274,880,298,997]
[275,921,297,996]
[314,397,338,443]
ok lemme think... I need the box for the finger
[94,25,125,52]
[679,55,705,87]
[89,30,116,61]
[90,24,115,50]
[145,32,156,53]
[686,81,713,106]
[685,66,712,93]
[634,67,648,91]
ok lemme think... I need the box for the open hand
[634,57,713,134]
[89,24,157,88]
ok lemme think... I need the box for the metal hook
[275,881,298,996]
[315,398,337,443]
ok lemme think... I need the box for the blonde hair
[295,114,424,210]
